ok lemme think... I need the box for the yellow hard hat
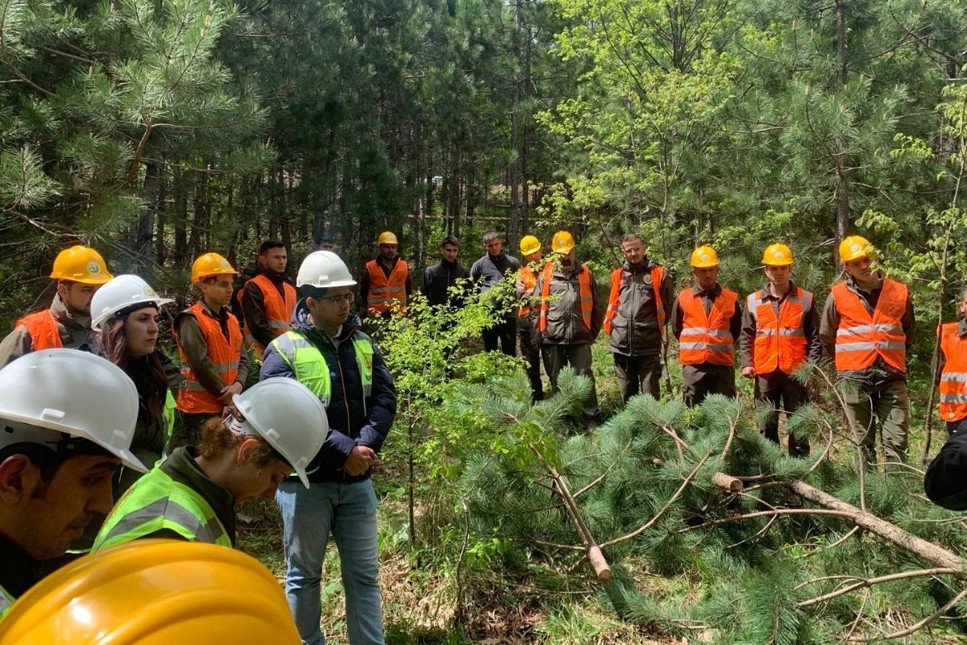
[839,235,873,264]
[690,246,720,268]
[191,252,237,282]
[0,540,301,644]
[762,243,793,266]
[520,235,541,256]
[551,231,575,254]
[49,245,113,285]
[377,231,398,245]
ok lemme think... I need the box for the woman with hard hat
[92,377,328,550]
[90,275,177,495]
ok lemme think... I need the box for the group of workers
[0,243,395,645]
[2,227,967,640]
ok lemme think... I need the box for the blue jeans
[276,479,384,645]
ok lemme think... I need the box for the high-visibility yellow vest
[269,330,374,410]
[0,584,14,620]
[92,467,231,551]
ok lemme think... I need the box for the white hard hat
[90,274,174,331]
[0,350,146,472]
[296,251,356,289]
[230,378,328,488]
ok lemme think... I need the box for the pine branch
[848,588,967,642]
[797,568,960,609]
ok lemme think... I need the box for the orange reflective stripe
[15,309,63,350]
[747,286,811,374]
[831,279,907,373]
[366,259,408,316]
[176,303,243,414]
[677,288,737,366]
[939,322,967,422]
[651,266,666,331]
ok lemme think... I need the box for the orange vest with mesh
[176,303,243,414]
[365,259,408,316]
[831,279,907,373]
[677,288,738,366]
[746,286,812,374]
[241,274,297,359]
[938,322,967,423]
[602,266,666,335]
[15,310,63,350]
[538,263,593,333]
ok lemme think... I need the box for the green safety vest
[0,584,13,620]
[163,389,176,440]
[92,467,231,551]
[269,330,374,412]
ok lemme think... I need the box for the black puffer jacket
[260,309,396,483]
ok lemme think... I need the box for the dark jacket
[0,535,47,603]
[606,258,674,357]
[422,259,471,308]
[818,274,915,384]
[470,252,521,320]
[536,262,604,345]
[260,310,396,483]
[925,430,967,510]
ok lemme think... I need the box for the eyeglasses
[318,292,355,304]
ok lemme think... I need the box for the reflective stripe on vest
[269,331,374,413]
[602,266,666,336]
[176,303,243,414]
[15,309,63,350]
[746,286,812,374]
[677,288,738,366]
[0,584,14,619]
[518,266,539,317]
[241,274,297,360]
[939,323,967,422]
[831,279,908,373]
[92,467,231,550]
[537,262,593,333]
[366,259,408,316]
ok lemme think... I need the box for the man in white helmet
[0,349,144,618]
[261,250,396,645]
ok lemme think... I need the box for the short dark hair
[482,231,501,244]
[621,233,642,244]
[314,232,334,246]
[0,433,114,484]
[441,236,459,247]
[259,240,286,255]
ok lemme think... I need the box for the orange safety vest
[602,266,666,335]
[746,286,812,375]
[938,322,967,423]
[538,263,593,333]
[518,266,539,317]
[677,288,738,366]
[831,279,908,373]
[366,259,408,316]
[176,303,243,414]
[241,274,297,359]
[15,309,63,350]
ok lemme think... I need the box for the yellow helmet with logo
[762,243,793,266]
[519,235,541,257]
[551,231,575,254]
[690,246,720,268]
[49,245,113,285]
[0,540,300,644]
[190,252,237,282]
[377,231,398,245]
[839,235,873,264]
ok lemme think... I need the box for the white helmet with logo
[230,378,328,488]
[296,251,356,289]
[90,274,174,331]
[0,349,145,471]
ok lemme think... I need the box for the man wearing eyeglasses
[261,250,397,645]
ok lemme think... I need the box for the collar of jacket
[623,257,658,273]
[197,300,230,320]
[758,281,799,301]
[959,317,967,337]
[845,272,884,296]
[691,283,722,297]
[294,310,362,343]
[51,293,91,330]
[257,267,289,284]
